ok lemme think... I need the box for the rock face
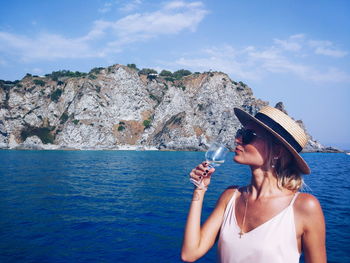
[0,64,338,152]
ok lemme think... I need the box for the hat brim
[234,108,310,174]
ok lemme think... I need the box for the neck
[248,166,284,199]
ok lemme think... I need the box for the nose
[234,135,242,146]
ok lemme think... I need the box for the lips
[235,146,243,153]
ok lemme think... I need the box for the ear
[273,143,284,158]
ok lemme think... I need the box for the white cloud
[82,20,113,41]
[289,34,305,39]
[98,2,113,14]
[113,1,207,42]
[171,34,350,84]
[247,42,349,82]
[119,0,143,12]
[164,1,203,10]
[175,45,264,80]
[315,47,347,57]
[249,47,281,60]
[88,1,208,49]
[0,1,208,61]
[98,0,143,13]
[304,67,350,82]
[273,34,306,52]
[0,32,97,61]
[274,38,302,52]
[273,35,348,58]
[164,1,187,9]
[314,46,348,58]
[308,40,347,58]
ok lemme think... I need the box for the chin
[234,156,257,166]
[233,155,243,164]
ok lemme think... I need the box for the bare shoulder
[294,192,325,232]
[216,186,239,208]
[294,193,326,262]
[294,192,323,215]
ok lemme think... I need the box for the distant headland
[0,64,342,153]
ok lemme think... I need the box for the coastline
[0,144,345,153]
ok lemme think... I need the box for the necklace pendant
[239,231,243,238]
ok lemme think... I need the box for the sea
[0,150,349,263]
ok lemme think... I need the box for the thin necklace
[239,187,249,238]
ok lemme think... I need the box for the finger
[191,168,202,175]
[201,168,214,178]
[202,172,211,178]
[195,169,206,177]
[201,166,210,175]
[190,172,202,180]
[196,164,206,172]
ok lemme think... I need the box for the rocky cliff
[0,64,339,152]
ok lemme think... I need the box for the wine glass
[190,142,229,190]
[205,142,229,169]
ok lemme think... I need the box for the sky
[0,0,349,149]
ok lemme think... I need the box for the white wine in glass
[190,142,229,190]
[205,142,229,169]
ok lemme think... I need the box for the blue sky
[1,0,349,149]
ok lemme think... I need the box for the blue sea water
[0,150,349,263]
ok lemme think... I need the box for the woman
[181,106,326,263]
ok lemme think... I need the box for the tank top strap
[226,187,239,207]
[289,192,300,206]
[221,187,240,227]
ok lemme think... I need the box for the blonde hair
[264,135,304,192]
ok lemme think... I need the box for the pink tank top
[218,190,300,263]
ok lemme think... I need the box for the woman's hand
[189,162,215,191]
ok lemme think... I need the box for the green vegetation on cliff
[20,125,56,144]
[50,88,63,102]
[45,70,87,81]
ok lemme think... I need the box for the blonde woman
[182,106,326,263]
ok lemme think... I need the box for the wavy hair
[264,134,304,192]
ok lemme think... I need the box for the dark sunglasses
[235,128,261,145]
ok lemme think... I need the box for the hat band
[255,113,303,152]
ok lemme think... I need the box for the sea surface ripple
[0,151,349,262]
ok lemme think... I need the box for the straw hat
[234,106,310,174]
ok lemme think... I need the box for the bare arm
[296,193,327,263]
[181,162,234,262]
